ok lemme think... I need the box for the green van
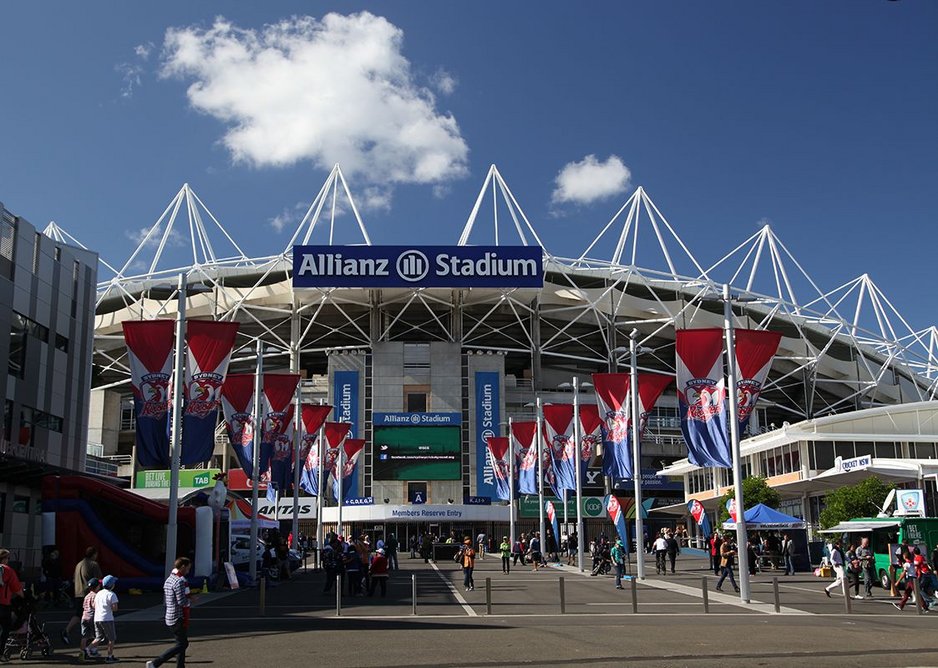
[820,517,938,589]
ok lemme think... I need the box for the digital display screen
[373,425,461,480]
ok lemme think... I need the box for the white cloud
[135,42,155,60]
[125,223,185,248]
[430,68,457,95]
[268,202,308,233]
[551,154,632,206]
[117,42,156,98]
[160,13,469,193]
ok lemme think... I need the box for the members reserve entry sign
[293,245,544,288]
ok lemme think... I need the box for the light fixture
[447,498,454,504]
[383,498,390,504]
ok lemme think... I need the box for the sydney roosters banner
[123,320,175,468]
[605,494,630,546]
[592,372,671,480]
[221,374,257,478]
[734,329,781,436]
[542,404,577,493]
[333,438,365,501]
[545,500,560,549]
[322,422,352,499]
[676,329,732,468]
[485,436,512,501]
[578,404,602,485]
[511,421,539,495]
[298,404,332,496]
[264,374,301,491]
[181,321,239,465]
[688,498,713,538]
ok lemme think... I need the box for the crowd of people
[320,532,397,598]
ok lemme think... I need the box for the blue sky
[0,1,935,331]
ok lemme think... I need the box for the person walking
[709,533,723,575]
[665,532,680,574]
[146,557,192,668]
[476,531,487,560]
[459,539,476,591]
[893,552,921,611]
[499,537,511,574]
[567,530,578,566]
[528,532,542,572]
[385,533,399,571]
[856,537,875,598]
[63,546,103,646]
[368,549,390,598]
[715,538,740,593]
[653,533,668,575]
[824,540,845,598]
[845,546,863,598]
[781,534,796,576]
[87,575,119,663]
[0,548,24,657]
[78,578,101,662]
[611,538,626,590]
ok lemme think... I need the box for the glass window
[19,406,34,447]
[835,442,856,459]
[3,400,12,443]
[36,411,62,433]
[120,401,136,431]
[32,232,41,273]
[406,392,427,412]
[8,313,27,379]
[12,495,29,513]
[913,443,937,459]
[813,442,835,471]
[854,441,875,458]
[790,446,801,472]
[0,213,15,280]
[874,442,898,458]
[55,334,69,353]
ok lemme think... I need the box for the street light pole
[508,417,516,550]
[249,340,263,584]
[723,283,752,602]
[573,376,584,573]
[290,305,302,548]
[629,330,646,580]
[165,272,187,578]
[315,399,325,562]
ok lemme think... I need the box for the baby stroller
[1,592,54,661]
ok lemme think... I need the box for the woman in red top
[0,548,25,654]
[369,549,390,597]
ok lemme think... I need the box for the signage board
[475,372,500,498]
[333,370,360,437]
[293,245,543,289]
[518,495,606,519]
[135,469,221,489]
[374,425,461,480]
[373,412,461,426]
[835,455,872,473]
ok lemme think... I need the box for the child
[89,574,119,663]
[79,578,101,662]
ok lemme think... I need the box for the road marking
[429,561,477,617]
[585,602,709,606]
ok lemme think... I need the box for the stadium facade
[83,165,938,538]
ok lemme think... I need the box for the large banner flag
[511,421,539,495]
[726,498,738,523]
[485,436,512,501]
[578,404,602,484]
[221,374,256,477]
[264,374,301,491]
[181,320,240,465]
[593,372,671,480]
[332,438,365,501]
[297,404,333,496]
[545,499,560,547]
[688,498,713,538]
[542,404,577,492]
[123,320,175,468]
[734,329,782,436]
[322,422,352,497]
[605,494,630,546]
[676,328,732,468]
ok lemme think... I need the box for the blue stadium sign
[293,245,543,288]
[373,412,462,426]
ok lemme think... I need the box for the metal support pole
[336,575,342,616]
[249,340,264,584]
[536,398,545,554]
[773,576,781,613]
[573,376,584,573]
[559,576,566,614]
[337,439,345,539]
[508,417,516,550]
[723,284,751,603]
[412,573,417,616]
[485,577,492,615]
[630,576,638,613]
[259,576,266,616]
[289,302,302,549]
[841,575,852,614]
[165,272,187,578]
[629,330,645,581]
[315,400,325,565]
[701,577,710,613]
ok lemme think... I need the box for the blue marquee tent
[722,503,807,530]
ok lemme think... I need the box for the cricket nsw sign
[293,245,544,289]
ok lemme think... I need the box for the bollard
[259,576,266,617]
[336,575,342,617]
[630,576,638,614]
[701,577,709,613]
[412,573,417,616]
[772,577,781,613]
[486,578,492,615]
[559,577,566,614]
[841,575,852,614]
[914,576,924,616]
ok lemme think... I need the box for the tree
[818,477,895,529]
[718,476,781,525]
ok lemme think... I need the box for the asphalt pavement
[13,552,938,667]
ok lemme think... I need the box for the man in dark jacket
[665,532,680,574]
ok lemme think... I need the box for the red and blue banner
[322,422,352,500]
[297,404,332,496]
[545,499,560,549]
[511,421,539,495]
[264,374,301,491]
[593,372,671,480]
[605,494,630,546]
[542,404,577,493]
[221,374,257,478]
[676,329,732,468]
[485,436,512,501]
[726,498,738,523]
[332,438,365,501]
[181,320,239,465]
[734,329,782,436]
[579,404,602,485]
[688,498,713,538]
[123,320,175,468]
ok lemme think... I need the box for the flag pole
[630,329,646,580]
[337,439,345,539]
[165,271,186,578]
[536,398,545,552]
[290,385,302,548]
[249,339,263,584]
[315,398,325,562]
[723,283,751,603]
[573,376,584,573]
[508,417,516,550]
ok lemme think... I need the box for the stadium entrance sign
[293,245,543,288]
